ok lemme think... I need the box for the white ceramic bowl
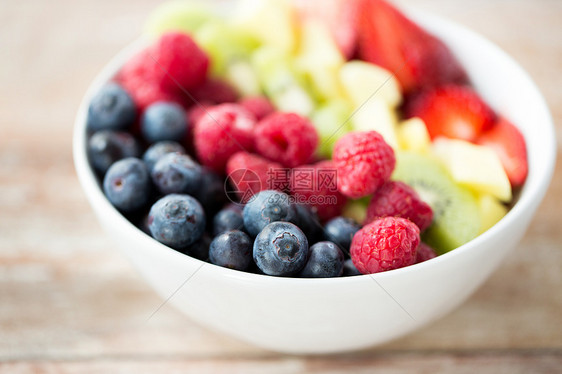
[73,7,556,354]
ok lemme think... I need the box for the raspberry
[189,78,239,105]
[187,101,213,126]
[351,217,420,274]
[117,32,209,110]
[255,112,319,168]
[194,103,257,174]
[130,83,184,112]
[365,181,433,231]
[117,50,184,111]
[239,96,276,120]
[333,131,396,199]
[185,101,212,149]
[226,152,286,203]
[149,32,209,92]
[415,242,437,263]
[290,160,347,221]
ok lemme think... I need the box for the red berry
[226,152,286,203]
[365,181,433,232]
[333,131,395,199]
[290,160,347,221]
[182,101,212,153]
[357,0,468,94]
[255,112,319,168]
[477,117,528,187]
[239,96,276,120]
[117,32,210,110]
[194,104,257,174]
[190,78,239,105]
[186,101,213,127]
[351,217,420,274]
[406,85,495,142]
[149,32,209,92]
[117,51,184,112]
[415,242,437,264]
[127,82,183,114]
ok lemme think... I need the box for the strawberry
[477,117,528,187]
[357,0,468,94]
[405,85,495,142]
[293,0,360,59]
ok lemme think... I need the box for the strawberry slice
[477,117,528,187]
[406,85,495,142]
[357,0,468,93]
[293,0,360,59]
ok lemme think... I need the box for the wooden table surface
[1,0,561,372]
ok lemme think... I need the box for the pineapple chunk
[232,0,298,54]
[340,60,402,108]
[296,19,345,101]
[432,138,512,202]
[351,98,399,149]
[252,47,315,116]
[274,86,315,116]
[398,117,431,152]
[225,60,262,97]
[477,194,508,234]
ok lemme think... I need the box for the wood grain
[1,0,561,372]
[1,353,561,374]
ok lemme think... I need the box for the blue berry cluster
[87,83,362,278]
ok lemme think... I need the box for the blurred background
[0,0,560,372]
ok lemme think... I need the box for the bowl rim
[73,8,557,286]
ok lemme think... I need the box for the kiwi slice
[392,151,481,255]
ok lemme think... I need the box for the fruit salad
[85,0,528,277]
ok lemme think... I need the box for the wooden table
[1,0,561,372]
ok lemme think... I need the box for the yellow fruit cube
[340,60,402,108]
[397,117,431,152]
[477,194,508,234]
[233,0,298,54]
[296,19,345,101]
[225,60,262,97]
[351,99,399,149]
[432,138,512,202]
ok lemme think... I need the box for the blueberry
[324,216,360,253]
[195,167,227,214]
[151,153,202,195]
[143,141,186,172]
[141,101,187,143]
[253,222,308,276]
[299,241,344,278]
[183,233,211,261]
[148,194,206,249]
[209,230,253,271]
[224,202,244,214]
[243,190,295,237]
[343,259,361,276]
[88,130,140,175]
[87,83,136,131]
[103,157,150,212]
[292,204,322,244]
[213,206,244,236]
